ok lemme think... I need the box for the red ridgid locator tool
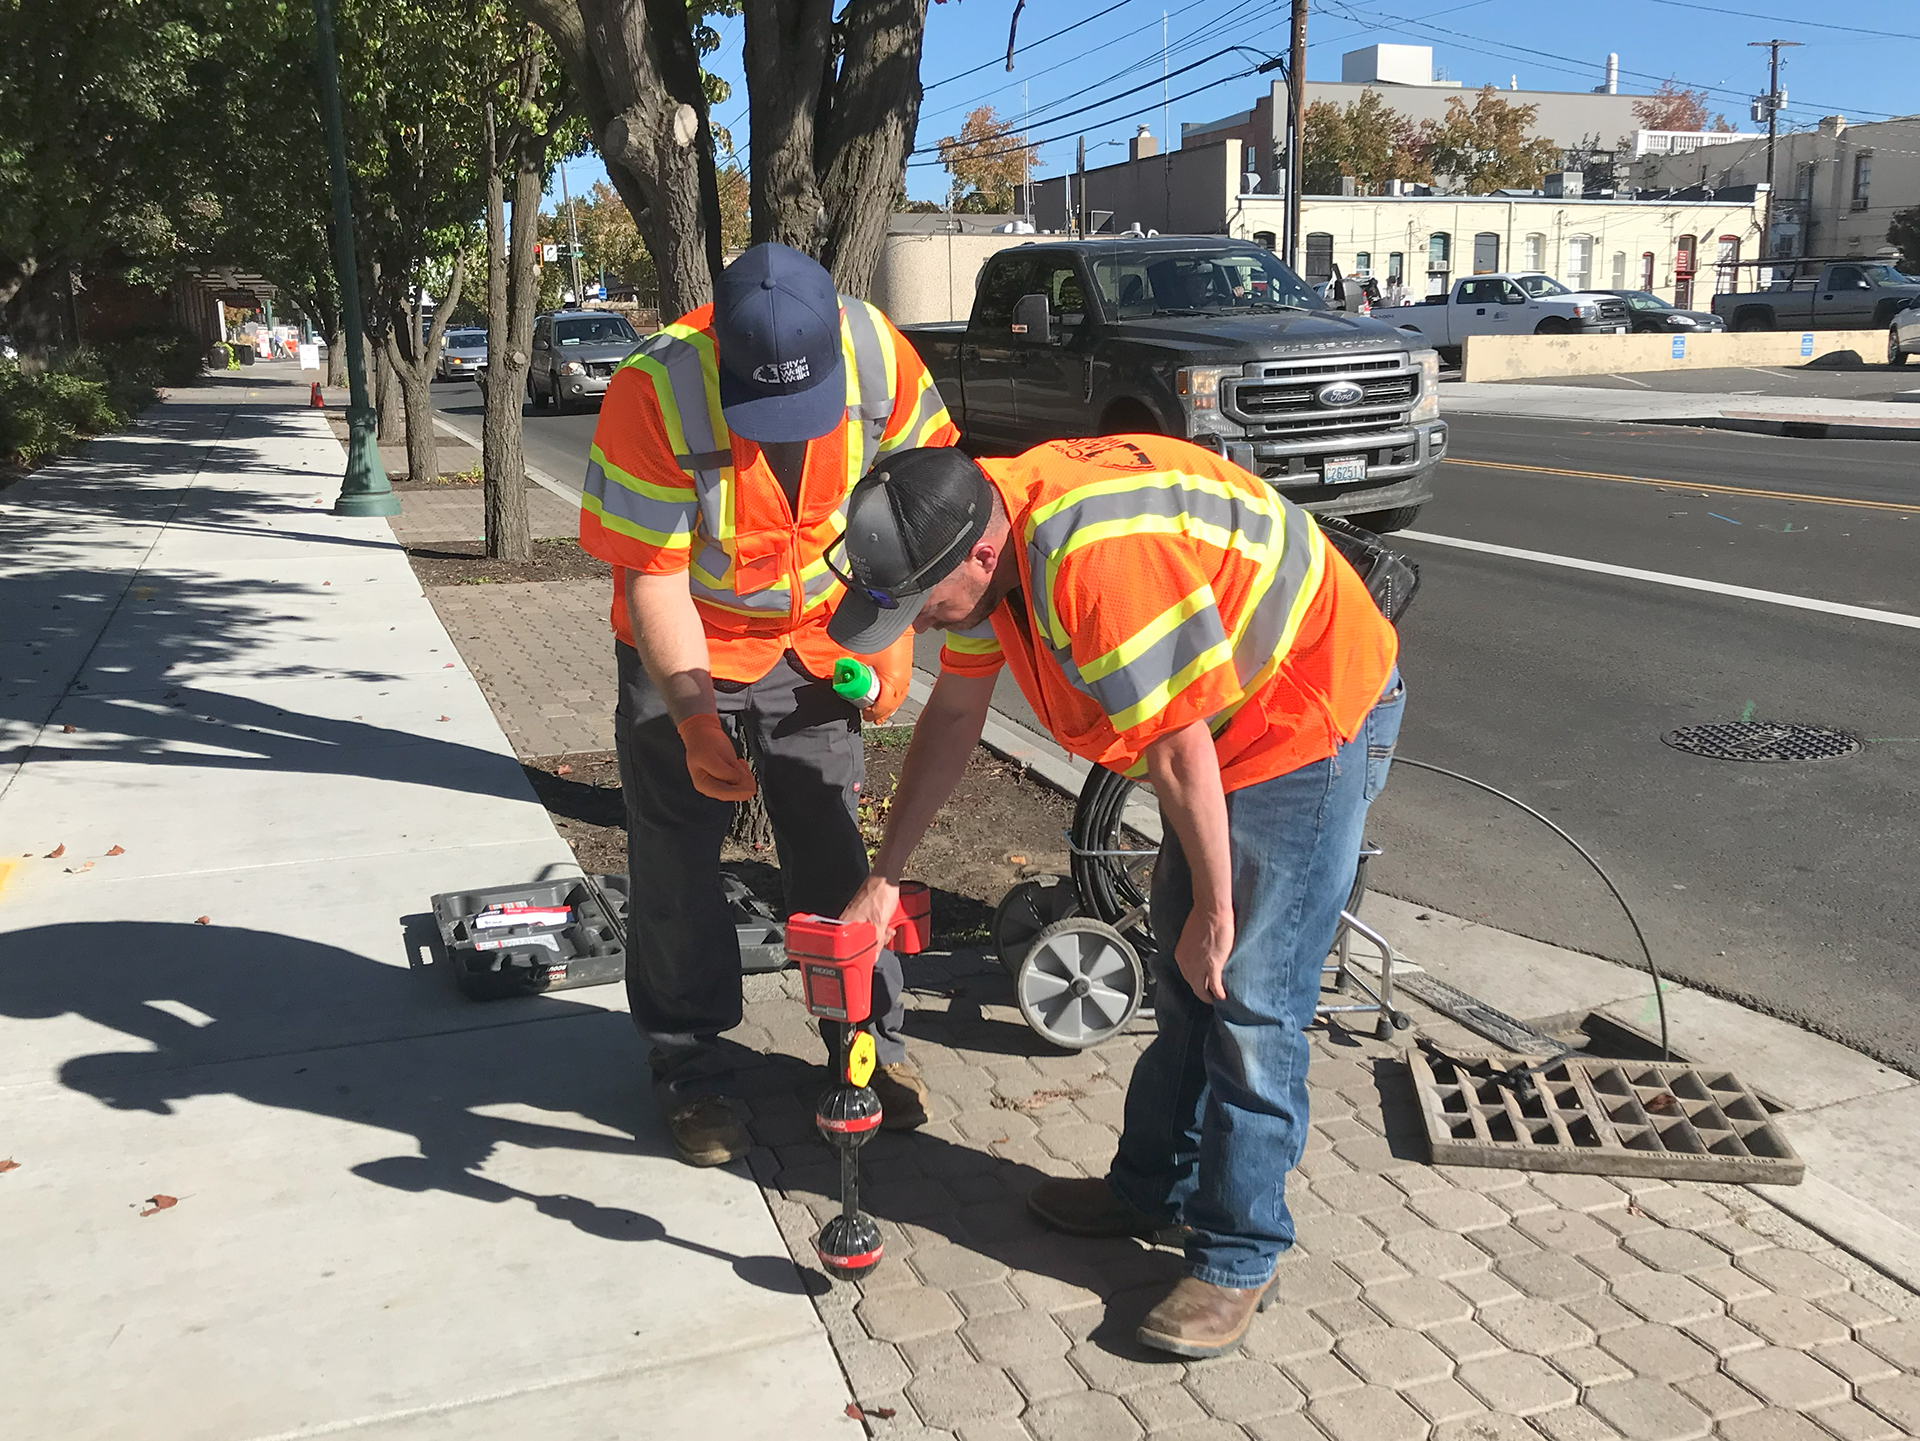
[787,881,930,1278]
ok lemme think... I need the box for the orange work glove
[676,713,757,802]
[864,634,914,725]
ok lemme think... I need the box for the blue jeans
[1107,672,1405,1288]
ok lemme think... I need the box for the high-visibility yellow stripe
[1078,584,1216,683]
[1041,515,1272,649]
[582,490,692,551]
[944,632,1003,656]
[1023,468,1279,544]
[589,444,695,505]
[1106,638,1237,734]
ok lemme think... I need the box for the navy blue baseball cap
[713,242,847,443]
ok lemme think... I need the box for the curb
[429,410,584,508]
[926,668,1920,1294]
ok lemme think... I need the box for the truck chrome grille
[1593,298,1629,326]
[1223,352,1416,428]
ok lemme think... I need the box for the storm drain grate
[1408,1051,1804,1184]
[1662,721,1860,763]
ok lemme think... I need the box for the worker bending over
[829,437,1403,1358]
[578,243,956,1167]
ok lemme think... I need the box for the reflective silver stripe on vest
[583,456,697,547]
[632,329,731,539]
[841,299,894,476]
[1026,484,1315,716]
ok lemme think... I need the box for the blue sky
[548,0,1917,209]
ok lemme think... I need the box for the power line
[1646,1,1920,42]
[1319,0,1897,121]
[924,0,1142,92]
[910,44,1260,163]
[907,62,1265,166]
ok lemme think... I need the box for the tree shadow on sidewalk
[0,919,819,1296]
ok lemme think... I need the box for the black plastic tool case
[431,873,787,1001]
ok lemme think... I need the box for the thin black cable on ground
[1393,757,1671,1061]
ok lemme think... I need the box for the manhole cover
[1662,722,1860,763]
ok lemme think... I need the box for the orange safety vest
[579,299,955,683]
[938,436,1398,792]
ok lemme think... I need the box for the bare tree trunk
[325,312,347,387]
[5,263,69,376]
[387,252,470,487]
[371,329,403,442]
[481,83,538,561]
[817,0,931,294]
[741,0,832,254]
[521,0,722,316]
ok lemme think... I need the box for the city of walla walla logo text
[753,358,813,384]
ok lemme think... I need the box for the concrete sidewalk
[1443,382,1920,440]
[0,375,851,1439]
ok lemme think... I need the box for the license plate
[1323,455,1367,485]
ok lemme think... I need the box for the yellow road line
[1443,456,1920,516]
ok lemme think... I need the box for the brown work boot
[664,1094,748,1167]
[871,1061,930,1130]
[1136,1275,1278,1359]
[1027,1177,1165,1238]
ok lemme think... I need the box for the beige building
[1028,139,1764,308]
[1639,115,1920,263]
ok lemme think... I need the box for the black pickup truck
[900,235,1447,532]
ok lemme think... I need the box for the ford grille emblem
[1316,380,1364,407]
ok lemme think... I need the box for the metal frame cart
[989,765,1412,1049]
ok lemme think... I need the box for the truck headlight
[561,360,586,376]
[1175,365,1238,413]
[1409,349,1441,424]
[1576,303,1599,320]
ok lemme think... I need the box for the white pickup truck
[1372,272,1632,358]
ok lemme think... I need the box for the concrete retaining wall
[1459,328,1884,382]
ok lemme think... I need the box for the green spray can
[832,657,881,709]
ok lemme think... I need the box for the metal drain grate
[1662,722,1860,763]
[1408,1051,1804,1184]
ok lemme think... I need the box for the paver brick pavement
[407,587,1920,1440]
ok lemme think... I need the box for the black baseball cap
[826,448,996,653]
[713,242,847,443]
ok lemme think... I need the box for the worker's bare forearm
[625,570,716,725]
[869,671,996,882]
[1143,720,1233,920]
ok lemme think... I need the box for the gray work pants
[614,643,906,1099]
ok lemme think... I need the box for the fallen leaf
[106,845,125,856]
[845,1404,896,1421]
[443,662,455,668]
[1626,1199,1647,1218]
[1007,853,1028,866]
[556,764,573,776]
[139,1194,178,1216]
[44,843,65,859]
[323,581,331,586]
[65,861,94,874]
[194,915,211,925]
[437,715,450,722]
[61,723,76,733]
[844,1404,861,1421]
[1646,1093,1680,1116]
[869,1409,895,1421]
[0,1158,19,1174]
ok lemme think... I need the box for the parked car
[900,235,1447,533]
[1891,296,1920,366]
[1711,260,1920,332]
[528,309,641,412]
[1370,272,1631,360]
[435,327,488,381]
[1598,290,1726,334]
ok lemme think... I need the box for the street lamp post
[312,0,398,517]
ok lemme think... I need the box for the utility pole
[560,161,584,304]
[1286,0,1307,269]
[1076,135,1087,236]
[310,0,396,517]
[1749,39,1801,264]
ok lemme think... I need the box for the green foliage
[0,326,200,467]
[1302,92,1432,194]
[1415,87,1566,194]
[1890,208,1920,275]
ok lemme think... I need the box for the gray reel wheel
[1016,918,1145,1050]
[991,876,1079,974]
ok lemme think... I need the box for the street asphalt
[429,379,1920,1076]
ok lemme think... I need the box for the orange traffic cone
[309,382,324,408]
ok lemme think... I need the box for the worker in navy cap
[577,243,960,1166]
